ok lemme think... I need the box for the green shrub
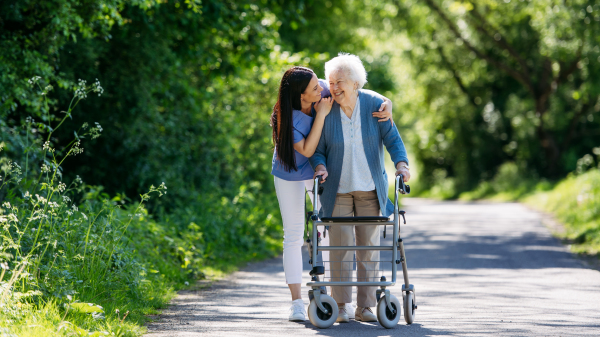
[524,157,600,255]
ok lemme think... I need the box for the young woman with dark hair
[270,66,394,321]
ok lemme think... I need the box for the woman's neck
[340,93,358,118]
[300,100,312,116]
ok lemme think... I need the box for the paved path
[145,199,600,336]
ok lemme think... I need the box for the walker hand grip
[396,174,411,195]
[315,175,324,195]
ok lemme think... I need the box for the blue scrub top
[271,79,330,181]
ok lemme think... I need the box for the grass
[523,170,600,255]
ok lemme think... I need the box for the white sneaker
[336,307,350,323]
[288,301,306,321]
[355,306,377,322]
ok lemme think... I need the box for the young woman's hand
[372,98,393,124]
[314,96,333,118]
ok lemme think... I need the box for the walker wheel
[307,295,338,329]
[403,292,416,324]
[376,294,401,328]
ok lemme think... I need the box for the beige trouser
[329,190,380,308]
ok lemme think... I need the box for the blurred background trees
[2,0,599,253]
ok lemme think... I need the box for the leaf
[69,302,104,314]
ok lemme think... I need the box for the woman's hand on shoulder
[314,96,333,118]
[372,98,393,125]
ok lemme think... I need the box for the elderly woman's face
[328,70,357,106]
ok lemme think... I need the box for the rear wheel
[403,292,416,324]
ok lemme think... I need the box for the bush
[524,152,600,255]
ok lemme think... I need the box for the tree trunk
[535,97,561,177]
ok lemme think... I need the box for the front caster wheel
[376,294,401,328]
[308,294,338,328]
[403,292,416,324]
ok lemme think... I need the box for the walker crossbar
[307,281,395,287]
[314,221,394,226]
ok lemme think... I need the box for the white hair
[324,53,368,89]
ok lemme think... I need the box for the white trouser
[274,176,329,284]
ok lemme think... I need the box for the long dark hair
[270,66,314,172]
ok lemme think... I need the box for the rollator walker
[305,174,416,329]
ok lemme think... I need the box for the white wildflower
[62,195,71,203]
[66,210,73,216]
[2,202,10,209]
[72,205,78,212]
[93,78,104,97]
[24,191,31,199]
[42,141,54,153]
[35,194,47,204]
[71,141,83,155]
[75,79,87,99]
[81,213,88,220]
[0,262,8,270]
[91,122,103,139]
[57,182,66,193]
[28,76,41,86]
[8,214,19,223]
[75,175,83,185]
[42,84,53,95]
[41,164,51,173]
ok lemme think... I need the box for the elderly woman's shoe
[355,307,377,322]
[336,307,350,323]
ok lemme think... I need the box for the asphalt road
[145,199,600,336]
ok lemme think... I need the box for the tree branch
[435,42,478,107]
[466,2,532,82]
[555,45,583,86]
[423,0,536,96]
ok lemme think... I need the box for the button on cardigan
[309,90,409,218]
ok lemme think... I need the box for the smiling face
[328,70,358,106]
[300,74,323,104]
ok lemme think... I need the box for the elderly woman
[309,53,411,323]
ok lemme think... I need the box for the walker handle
[396,174,411,195]
[314,175,324,195]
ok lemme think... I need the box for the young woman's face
[301,74,323,104]
[328,70,357,106]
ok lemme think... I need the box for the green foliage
[524,167,600,255]
[385,0,600,195]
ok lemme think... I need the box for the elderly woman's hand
[372,98,393,125]
[314,96,333,118]
[395,162,410,182]
[314,164,328,182]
